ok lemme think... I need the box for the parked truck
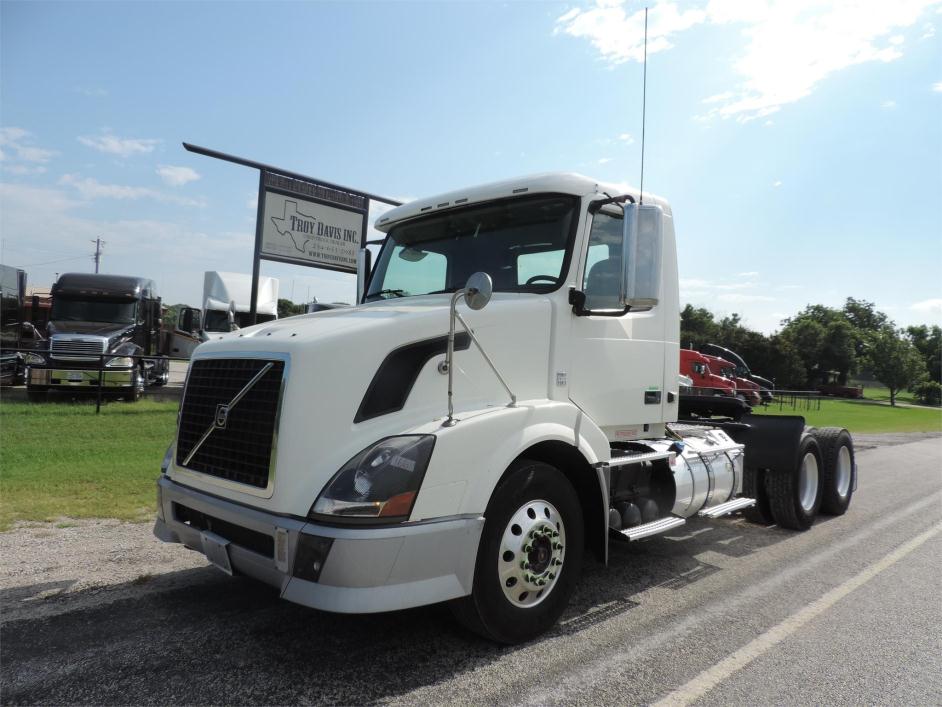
[701,352,762,406]
[700,343,774,402]
[25,273,168,401]
[167,271,280,359]
[154,174,855,643]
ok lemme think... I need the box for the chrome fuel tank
[650,428,745,518]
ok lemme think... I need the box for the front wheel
[450,459,584,644]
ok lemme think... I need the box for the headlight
[24,352,45,365]
[105,356,134,368]
[310,435,435,521]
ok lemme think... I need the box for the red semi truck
[680,349,737,396]
[702,353,762,406]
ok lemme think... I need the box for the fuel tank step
[698,497,756,519]
[608,450,674,468]
[619,516,686,541]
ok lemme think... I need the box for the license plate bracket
[201,530,233,575]
[67,371,84,382]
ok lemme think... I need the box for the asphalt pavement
[1,435,940,705]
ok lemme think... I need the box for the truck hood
[175,293,554,514]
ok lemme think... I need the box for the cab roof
[375,172,670,232]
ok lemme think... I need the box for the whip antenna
[639,6,648,204]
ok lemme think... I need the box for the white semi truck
[154,174,856,643]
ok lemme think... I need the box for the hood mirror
[463,272,492,311]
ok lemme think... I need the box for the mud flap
[722,414,806,524]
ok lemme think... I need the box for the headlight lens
[310,435,435,521]
[105,356,134,368]
[24,352,45,365]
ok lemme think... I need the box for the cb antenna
[639,6,648,205]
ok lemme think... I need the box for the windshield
[51,297,137,324]
[365,194,577,302]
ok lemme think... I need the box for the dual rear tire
[763,427,855,530]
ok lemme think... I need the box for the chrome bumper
[29,367,135,388]
[154,476,484,614]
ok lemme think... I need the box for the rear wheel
[764,434,823,531]
[814,428,855,516]
[450,459,584,644]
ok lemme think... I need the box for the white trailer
[154,174,855,643]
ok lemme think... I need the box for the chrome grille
[176,358,285,489]
[50,337,107,361]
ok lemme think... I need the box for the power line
[10,254,90,268]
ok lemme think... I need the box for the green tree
[277,298,304,318]
[906,324,942,384]
[781,305,857,385]
[680,304,718,350]
[867,326,926,406]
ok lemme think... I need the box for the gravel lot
[1,432,939,705]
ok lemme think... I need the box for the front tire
[764,434,823,530]
[450,459,584,644]
[814,428,855,516]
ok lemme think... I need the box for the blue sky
[1,0,940,333]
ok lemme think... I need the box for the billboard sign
[258,172,368,274]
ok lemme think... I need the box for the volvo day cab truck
[701,352,762,407]
[155,174,856,643]
[26,273,168,401]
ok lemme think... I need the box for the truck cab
[680,348,736,396]
[26,273,168,401]
[155,173,854,643]
[701,352,761,406]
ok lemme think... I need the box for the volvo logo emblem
[214,404,230,429]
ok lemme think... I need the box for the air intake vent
[176,358,285,489]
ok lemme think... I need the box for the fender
[408,400,610,521]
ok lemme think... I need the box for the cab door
[567,204,670,439]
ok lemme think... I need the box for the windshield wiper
[366,289,407,301]
[425,287,460,295]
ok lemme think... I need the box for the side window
[517,249,564,286]
[382,246,447,295]
[582,210,623,310]
[626,207,661,309]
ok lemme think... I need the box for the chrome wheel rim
[836,445,852,498]
[498,499,566,608]
[799,452,819,512]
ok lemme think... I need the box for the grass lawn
[857,384,919,406]
[752,398,942,433]
[0,399,178,530]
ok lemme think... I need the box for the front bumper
[154,476,484,614]
[29,367,135,389]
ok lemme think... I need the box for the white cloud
[772,180,782,187]
[736,271,760,278]
[881,99,897,108]
[59,174,204,207]
[78,132,159,157]
[933,81,942,92]
[0,127,57,163]
[718,293,775,303]
[557,1,939,122]
[598,157,614,164]
[555,1,706,64]
[910,298,942,318]
[156,165,200,187]
[617,132,635,144]
[75,86,108,97]
[921,22,936,38]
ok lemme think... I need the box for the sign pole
[249,171,267,325]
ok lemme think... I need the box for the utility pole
[91,238,105,273]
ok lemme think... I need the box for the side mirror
[463,272,493,311]
[621,202,664,307]
[227,300,239,331]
